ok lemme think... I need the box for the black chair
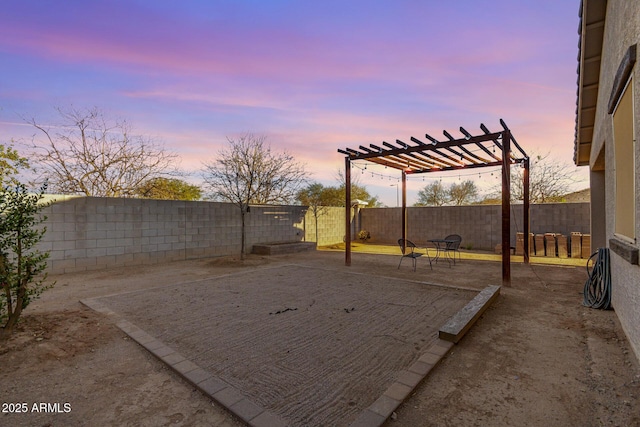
[398,239,431,271]
[443,234,462,264]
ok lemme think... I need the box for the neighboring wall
[303,207,346,246]
[360,203,591,250]
[38,197,343,274]
[37,197,589,275]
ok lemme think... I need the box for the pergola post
[501,130,511,286]
[345,157,351,266]
[523,157,530,263]
[401,170,407,247]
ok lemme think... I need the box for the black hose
[583,248,612,310]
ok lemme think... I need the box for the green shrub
[0,183,53,339]
[358,230,371,242]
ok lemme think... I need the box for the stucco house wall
[577,0,640,361]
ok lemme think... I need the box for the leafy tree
[449,180,478,205]
[318,186,343,207]
[0,143,29,186]
[202,133,308,259]
[0,182,53,339]
[135,177,202,201]
[316,184,382,207]
[415,181,449,206]
[28,106,179,197]
[342,183,383,207]
[474,196,501,205]
[334,170,383,207]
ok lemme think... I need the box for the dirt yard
[1,251,639,426]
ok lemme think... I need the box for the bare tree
[28,106,179,197]
[449,180,478,205]
[510,152,578,203]
[415,181,449,206]
[202,133,308,259]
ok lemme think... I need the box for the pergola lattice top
[338,119,527,174]
[337,119,530,285]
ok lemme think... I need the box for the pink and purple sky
[0,0,586,206]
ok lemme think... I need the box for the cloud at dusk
[0,0,585,205]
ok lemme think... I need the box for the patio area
[1,249,638,427]
[82,264,481,426]
[319,242,590,268]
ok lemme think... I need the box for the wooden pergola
[338,119,529,286]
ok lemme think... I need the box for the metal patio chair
[398,238,432,271]
[443,234,462,264]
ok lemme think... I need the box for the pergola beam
[475,141,502,162]
[408,160,505,174]
[500,119,527,155]
[460,145,491,164]
[352,131,503,161]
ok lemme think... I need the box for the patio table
[427,238,457,266]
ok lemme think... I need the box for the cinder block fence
[38,197,346,274]
[37,196,590,274]
[359,203,591,252]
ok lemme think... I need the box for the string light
[348,161,503,184]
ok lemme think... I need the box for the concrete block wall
[303,207,347,246]
[39,197,315,274]
[360,203,591,251]
[36,197,590,274]
[525,203,591,237]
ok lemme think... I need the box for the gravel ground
[1,250,638,426]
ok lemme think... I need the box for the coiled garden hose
[583,248,612,310]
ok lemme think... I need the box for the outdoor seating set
[398,235,462,271]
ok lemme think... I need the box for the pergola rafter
[338,120,530,286]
